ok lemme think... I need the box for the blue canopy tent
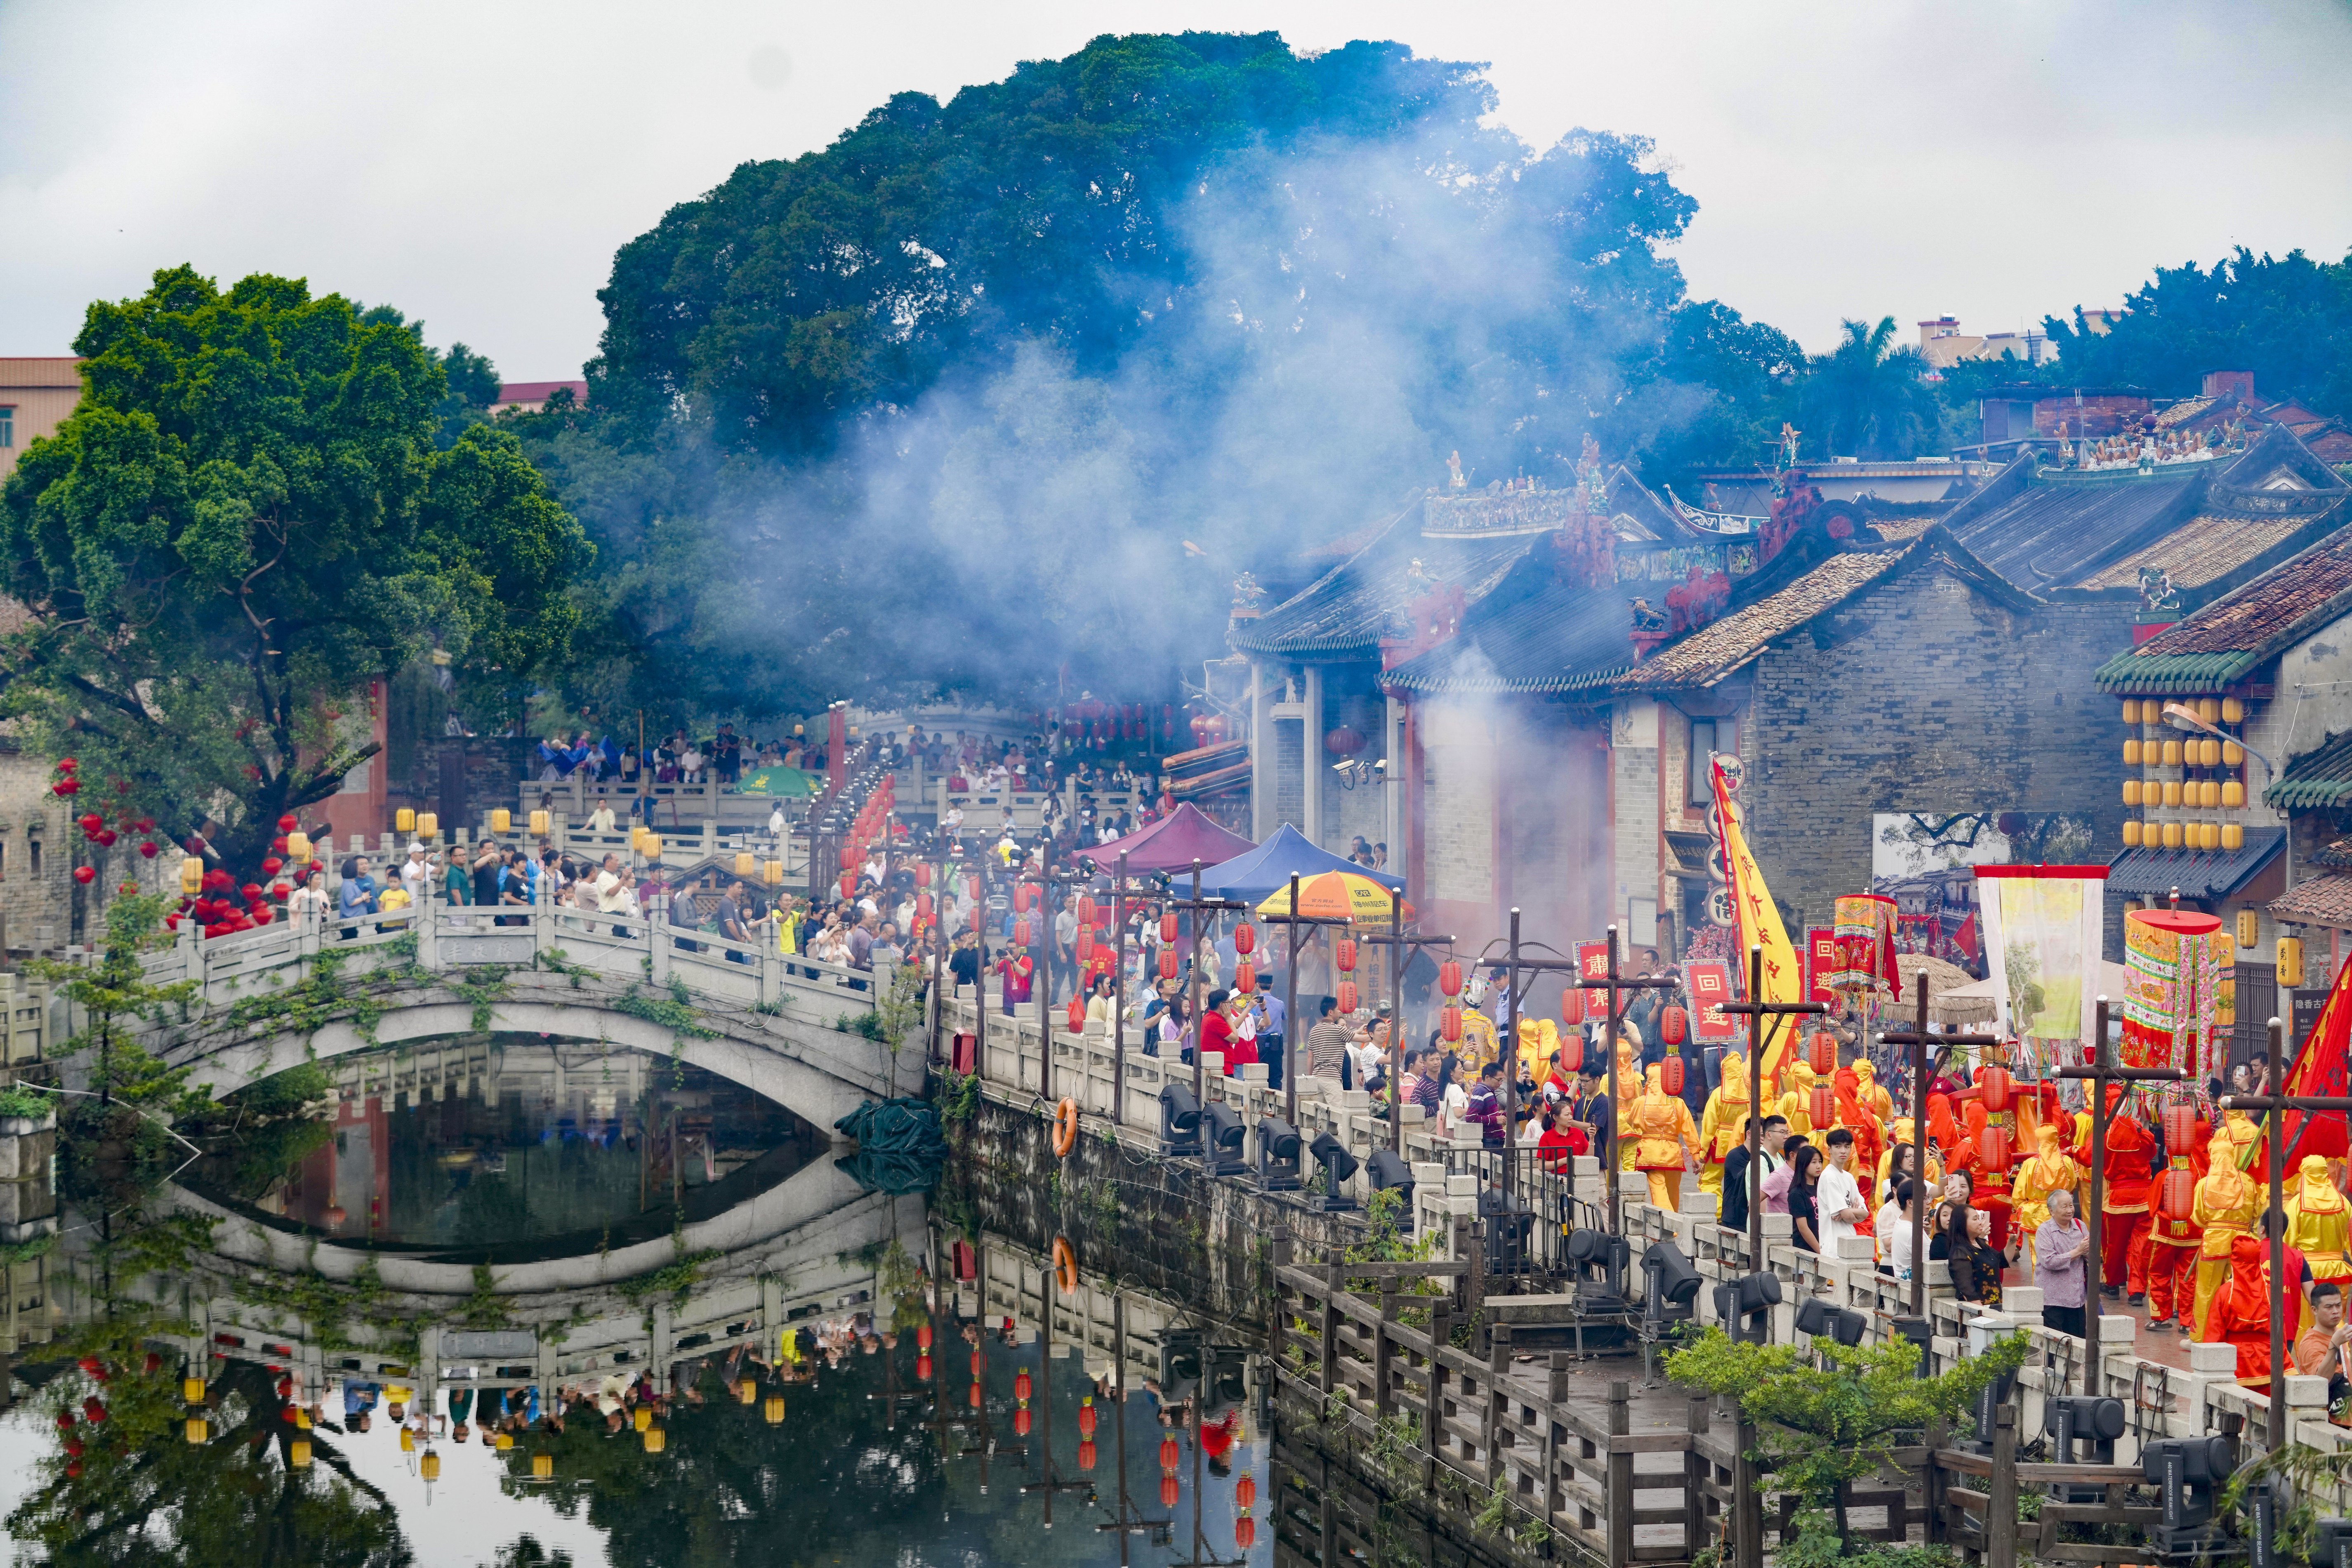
[1194,824,1406,906]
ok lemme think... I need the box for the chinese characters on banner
[1576,941,1610,984]
[1687,962,1736,1039]
[1804,928,1836,1004]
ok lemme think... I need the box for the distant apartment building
[0,358,82,484]
[1916,315,2059,370]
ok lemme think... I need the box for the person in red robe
[2098,1085,2156,1304]
[2203,1233,2310,1393]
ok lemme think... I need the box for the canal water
[0,1041,1368,1568]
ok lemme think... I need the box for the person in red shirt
[1197,989,1256,1074]
[1537,1106,1587,1172]
[2096,1085,2156,1303]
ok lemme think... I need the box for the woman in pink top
[1761,1132,1808,1213]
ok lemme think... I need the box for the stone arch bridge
[97,902,922,1133]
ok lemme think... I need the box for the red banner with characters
[1804,928,1836,1004]
[1687,962,1736,1039]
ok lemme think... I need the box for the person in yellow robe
[1696,1051,1751,1201]
[1850,1059,1893,1128]
[2007,1122,2087,1269]
[1513,1017,1558,1089]
[1614,1034,1642,1171]
[2191,1152,2262,1337]
[2286,1152,2352,1290]
[1458,1004,1499,1077]
[1777,1059,1820,1139]
[2205,1104,2260,1175]
[1630,1063,1700,1211]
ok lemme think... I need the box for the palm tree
[1800,316,1939,461]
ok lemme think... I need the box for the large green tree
[0,267,591,877]
[524,31,1798,720]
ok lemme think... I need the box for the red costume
[2145,1112,2211,1331]
[2203,1234,2307,1393]
[2098,1087,2155,1298]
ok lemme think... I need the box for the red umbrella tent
[1078,803,1255,875]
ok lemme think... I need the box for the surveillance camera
[1331,760,1353,774]
[1372,758,1388,775]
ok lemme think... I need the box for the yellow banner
[1712,758,1805,1094]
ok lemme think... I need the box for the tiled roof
[2269,871,2352,929]
[2097,526,2352,693]
[492,380,588,405]
[2076,512,2317,591]
[2105,827,2284,899]
[1613,550,1907,691]
[2154,395,2219,430]
[1943,466,2201,589]
[1381,565,1636,693]
[1230,511,1540,657]
[2267,728,2352,809]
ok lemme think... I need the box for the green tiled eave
[2093,649,2264,693]
[2268,775,2352,808]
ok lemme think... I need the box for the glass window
[0,407,13,448]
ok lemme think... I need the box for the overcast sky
[6,1,2350,377]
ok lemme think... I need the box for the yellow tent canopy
[1255,870,1414,924]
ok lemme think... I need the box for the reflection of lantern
[534,1452,555,1479]
[1440,960,1463,997]
[1015,1408,1033,1436]
[1980,1066,2012,1114]
[1237,1473,1257,1510]
[1079,1439,1097,1471]
[1979,1125,2010,1170]
[633,1406,652,1432]
[1659,1006,1687,1047]
[1661,1056,1685,1096]
[1808,1032,1837,1076]
[421,1449,442,1481]
[1237,1516,1257,1549]
[1161,1435,1180,1470]
[1078,1399,1096,1437]
[1162,1474,1181,1507]
[1809,1083,1834,1129]
[1561,986,1585,1026]
[183,1377,206,1403]
[643,1427,665,1453]
[2281,936,2306,989]
[766,1394,787,1425]
[186,1416,208,1445]
[1337,981,1358,1014]
[916,1355,932,1382]
[1441,1005,1463,1042]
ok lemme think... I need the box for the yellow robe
[2285,1155,2352,1284]
[1697,1054,1752,1198]
[1515,1018,1559,1085]
[2207,1109,2260,1175]
[2192,1163,2262,1335]
[1850,1062,1893,1129]
[1614,1038,1642,1170]
[1458,1009,1499,1076]
[1777,1061,1819,1139]
[1631,1066,1701,1211]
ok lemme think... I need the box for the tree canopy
[524,31,1802,720]
[0,266,591,876]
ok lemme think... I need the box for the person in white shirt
[681,746,704,782]
[768,805,786,841]
[400,843,430,907]
[1817,1128,1869,1265]
[587,803,617,833]
[288,866,332,924]
[1877,1177,1919,1283]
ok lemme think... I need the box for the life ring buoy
[1051,1097,1080,1159]
[1052,1235,1079,1296]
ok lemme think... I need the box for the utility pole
[1716,943,1828,1268]
[1878,971,1997,1318]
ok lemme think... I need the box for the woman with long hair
[1787,1143,1824,1255]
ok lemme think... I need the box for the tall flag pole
[1711,756,1804,1095]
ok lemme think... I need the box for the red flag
[2279,944,2352,1168]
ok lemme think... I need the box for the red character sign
[1686,963,1735,1039]
[1804,927,1836,1004]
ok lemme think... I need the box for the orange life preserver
[1051,1097,1079,1158]
[1053,1235,1079,1296]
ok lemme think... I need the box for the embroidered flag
[1710,757,1804,1093]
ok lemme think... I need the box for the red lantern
[969,1385,982,1409]
[917,1354,933,1382]
[1809,1083,1835,1129]
[1234,960,1255,993]
[2159,1167,2196,1221]
[1068,994,1086,1033]
[1159,949,1178,980]
[1558,1036,1584,1075]
[1808,1031,1837,1076]
[1078,1401,1097,1438]
[1076,926,1094,962]
[1336,939,1357,973]
[1441,1005,1463,1043]
[1014,1370,1032,1402]
[1162,1474,1181,1507]
[916,1323,933,1351]
[1561,986,1585,1026]
[1439,959,1463,998]
[1233,922,1254,956]
[1660,1056,1685,1096]
[1980,1066,2013,1114]
[971,1351,984,1376]
[1161,1435,1180,1471]
[1013,884,1035,913]
[276,814,297,833]
[1160,912,1178,943]
[2162,1104,2197,1153]
[1659,1006,1687,1047]
[1337,981,1358,1015]
[915,892,933,918]
[1014,918,1032,947]
[94,829,116,846]
[839,869,858,899]
[261,857,283,876]
[1075,897,1095,927]
[967,875,982,901]
[914,864,932,888]
[1236,1517,1256,1549]
[82,1398,106,1424]
[1236,1474,1257,1510]
[139,841,158,858]
[1079,1438,1097,1471]
[73,866,95,885]
[1979,1125,2011,1170]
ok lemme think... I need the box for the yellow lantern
[294,1406,311,1430]
[2224,822,2245,851]
[2161,739,2183,768]
[2222,780,2246,808]
[2223,697,2246,723]
[2198,697,2222,724]
[400,1427,415,1453]
[287,832,312,865]
[642,834,662,862]
[2201,737,2222,768]
[643,1427,666,1453]
[179,856,204,896]
[2123,698,2142,724]
[2124,738,2142,766]
[496,1431,514,1451]
[290,1438,313,1469]
[2198,780,2220,808]
[2123,780,2142,806]
[2161,781,2183,807]
[2224,741,2244,767]
[529,810,551,837]
[2239,909,2261,949]
[533,1452,554,1480]
[765,1394,786,1425]
[2200,822,2221,850]
[416,812,438,840]
[735,852,756,878]
[2161,822,2184,849]
[633,1406,652,1432]
[396,808,416,833]
[736,1379,756,1405]
[490,808,512,836]
[183,1376,205,1403]
[2123,821,2144,848]
[186,1415,209,1445]
[2280,936,2306,989]
[421,1449,442,1482]
[763,860,784,885]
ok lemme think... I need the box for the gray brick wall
[1737,565,2129,945]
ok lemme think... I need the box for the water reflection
[185,1040,826,1263]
